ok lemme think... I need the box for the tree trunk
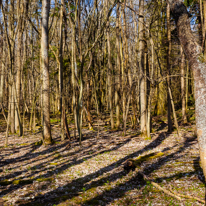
[139,0,147,136]
[0,38,5,104]
[203,0,206,58]
[59,0,64,141]
[10,85,15,133]
[167,0,206,184]
[106,0,114,130]
[86,72,93,130]
[130,0,138,128]
[200,0,205,48]
[180,46,187,123]
[168,86,180,136]
[115,1,121,129]
[15,0,23,135]
[186,60,189,111]
[167,3,173,133]
[147,40,155,138]
[41,0,52,145]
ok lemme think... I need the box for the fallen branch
[152,181,182,200]
[139,171,182,201]
[169,185,205,204]
[139,171,205,204]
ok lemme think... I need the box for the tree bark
[203,0,206,58]
[106,0,114,130]
[186,60,189,111]
[130,0,138,128]
[139,0,147,136]
[115,1,121,129]
[167,0,206,182]
[41,0,52,145]
[59,0,64,141]
[200,0,205,48]
[0,37,5,104]
[10,85,15,133]
[147,39,154,138]
[15,0,23,135]
[86,72,93,130]
[180,46,187,123]
[167,3,173,133]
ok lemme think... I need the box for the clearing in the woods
[0,108,205,206]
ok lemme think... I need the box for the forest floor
[0,108,205,206]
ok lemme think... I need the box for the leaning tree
[167,0,206,181]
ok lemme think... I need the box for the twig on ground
[139,171,205,204]
[139,171,182,201]
[169,185,205,204]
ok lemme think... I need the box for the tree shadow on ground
[17,132,170,205]
[0,132,135,197]
[82,135,201,206]
[193,155,205,202]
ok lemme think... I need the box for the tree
[180,46,187,123]
[167,0,206,180]
[115,1,121,129]
[167,3,173,132]
[106,0,114,130]
[41,0,52,145]
[139,0,147,136]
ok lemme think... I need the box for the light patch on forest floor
[0,122,204,206]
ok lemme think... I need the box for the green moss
[0,179,34,186]
[13,180,20,185]
[50,119,61,123]
[54,141,61,144]
[198,53,206,63]
[145,136,152,140]
[150,152,164,159]
[134,152,164,165]
[36,177,54,182]
[16,179,33,185]
[189,116,195,121]
[54,153,62,158]
[35,140,43,146]
[19,143,30,146]
[50,162,58,166]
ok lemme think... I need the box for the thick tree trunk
[41,0,52,145]
[167,0,206,182]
